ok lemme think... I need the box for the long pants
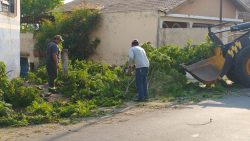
[135,67,148,100]
[46,63,57,88]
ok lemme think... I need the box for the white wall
[0,0,20,78]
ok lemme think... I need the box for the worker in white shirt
[128,40,150,102]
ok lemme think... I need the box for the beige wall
[91,11,158,65]
[159,28,208,47]
[175,0,237,19]
[20,33,39,68]
[91,0,241,65]
[21,33,34,57]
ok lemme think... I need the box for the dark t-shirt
[46,41,59,65]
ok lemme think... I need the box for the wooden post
[62,49,69,76]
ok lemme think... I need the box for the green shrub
[0,65,40,108]
[0,101,13,118]
[27,66,47,85]
[26,115,51,125]
[56,100,96,118]
[3,78,40,108]
[57,103,76,118]
[0,117,19,127]
[0,62,14,101]
[0,62,7,78]
[36,9,101,61]
[14,86,40,107]
[35,66,48,83]
[142,40,217,98]
[0,89,3,101]
[27,101,52,116]
[0,39,224,127]
[0,101,19,127]
[57,60,130,106]
[27,72,43,84]
[26,101,53,124]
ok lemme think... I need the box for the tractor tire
[227,69,239,83]
[228,47,250,87]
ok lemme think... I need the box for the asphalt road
[16,90,250,141]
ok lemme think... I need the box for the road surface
[2,89,250,141]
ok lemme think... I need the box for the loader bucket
[181,48,225,84]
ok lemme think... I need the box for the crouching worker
[128,39,150,102]
[46,35,63,93]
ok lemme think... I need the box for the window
[192,23,212,28]
[172,23,182,28]
[162,21,188,28]
[0,0,15,14]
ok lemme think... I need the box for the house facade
[62,0,248,65]
[0,0,20,78]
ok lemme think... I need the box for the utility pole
[219,0,223,39]
[80,0,86,7]
[220,0,223,24]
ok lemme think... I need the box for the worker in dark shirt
[46,35,63,93]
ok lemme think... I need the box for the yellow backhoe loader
[181,22,250,87]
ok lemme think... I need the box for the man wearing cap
[46,35,63,93]
[128,40,150,102]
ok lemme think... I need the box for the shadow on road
[198,94,250,110]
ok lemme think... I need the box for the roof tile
[239,11,250,20]
[62,0,187,13]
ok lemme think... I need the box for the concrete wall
[175,0,237,19]
[158,16,228,46]
[159,28,208,47]
[91,11,158,65]
[0,0,20,78]
[90,0,241,65]
[20,33,39,67]
[160,15,233,27]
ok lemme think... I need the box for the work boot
[133,97,147,102]
[48,87,59,94]
[133,99,145,102]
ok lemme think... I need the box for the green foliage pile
[0,63,41,127]
[0,63,40,109]
[0,60,132,127]
[0,40,226,127]
[27,66,48,84]
[35,9,101,61]
[0,101,17,127]
[4,78,40,108]
[57,60,133,106]
[143,40,221,98]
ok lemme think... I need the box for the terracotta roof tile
[236,0,250,20]
[239,0,250,7]
[61,0,187,13]
[239,11,250,20]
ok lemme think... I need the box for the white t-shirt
[128,46,149,68]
